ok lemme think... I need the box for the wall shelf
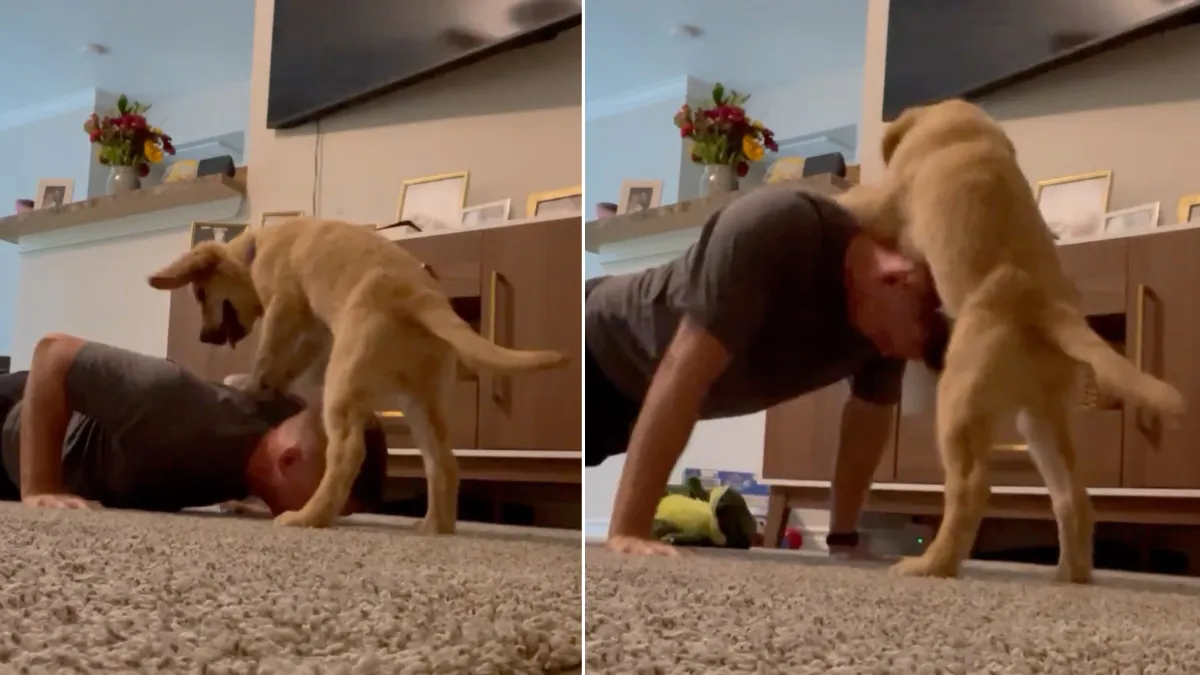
[0,174,246,244]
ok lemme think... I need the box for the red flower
[679,123,694,138]
[137,163,150,177]
[765,138,779,152]
[89,130,101,143]
[736,161,749,178]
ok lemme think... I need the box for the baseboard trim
[388,448,580,459]
[760,478,1200,499]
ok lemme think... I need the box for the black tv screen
[883,0,1200,121]
[268,0,581,129]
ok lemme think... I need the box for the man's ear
[277,445,303,471]
[147,244,223,290]
[881,106,922,165]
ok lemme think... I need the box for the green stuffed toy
[650,476,758,549]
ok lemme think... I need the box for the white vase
[699,164,738,197]
[107,165,141,195]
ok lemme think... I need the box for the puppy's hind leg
[1018,400,1094,584]
[404,355,460,535]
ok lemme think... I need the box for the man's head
[146,239,263,348]
[844,234,948,366]
[247,406,389,516]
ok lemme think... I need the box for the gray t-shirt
[1,342,303,510]
[585,184,905,419]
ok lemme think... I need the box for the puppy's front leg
[248,295,308,395]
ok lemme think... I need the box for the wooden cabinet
[478,220,582,451]
[1122,229,1200,488]
[763,380,896,483]
[391,232,485,451]
[894,239,1130,488]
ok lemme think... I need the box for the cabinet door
[895,240,1126,487]
[167,288,258,382]
[1123,229,1200,488]
[388,232,485,450]
[763,380,896,482]
[478,220,582,451]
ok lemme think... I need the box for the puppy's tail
[412,295,567,374]
[1039,299,1185,418]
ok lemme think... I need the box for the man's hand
[605,535,683,557]
[22,494,101,510]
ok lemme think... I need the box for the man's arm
[19,333,86,497]
[607,316,731,543]
[829,358,906,540]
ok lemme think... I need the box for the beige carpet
[586,546,1200,674]
[0,504,581,674]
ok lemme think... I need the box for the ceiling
[585,0,868,103]
[0,0,253,116]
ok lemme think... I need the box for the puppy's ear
[147,244,223,290]
[881,106,922,165]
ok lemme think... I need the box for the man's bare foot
[606,535,683,557]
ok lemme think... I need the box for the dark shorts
[0,371,29,500]
[585,277,642,468]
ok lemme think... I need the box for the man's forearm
[608,371,706,539]
[19,335,83,496]
[829,396,896,534]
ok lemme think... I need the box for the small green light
[916,537,925,544]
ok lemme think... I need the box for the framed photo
[397,171,469,227]
[461,198,511,229]
[1178,194,1200,225]
[1103,202,1160,236]
[190,221,248,249]
[617,180,663,215]
[34,178,74,210]
[260,210,304,228]
[527,185,582,219]
[1034,171,1112,240]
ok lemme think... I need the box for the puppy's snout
[199,326,226,345]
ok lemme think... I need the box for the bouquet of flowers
[673,83,778,178]
[83,94,176,177]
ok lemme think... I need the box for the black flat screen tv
[883,0,1200,121]
[268,0,581,129]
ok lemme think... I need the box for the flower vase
[107,165,141,195]
[699,164,737,198]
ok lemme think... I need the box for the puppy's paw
[417,517,456,536]
[889,554,959,579]
[1054,564,1093,585]
[274,509,334,528]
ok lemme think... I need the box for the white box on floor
[788,508,933,557]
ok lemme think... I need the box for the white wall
[750,67,864,143]
[2,81,251,365]
[246,0,580,227]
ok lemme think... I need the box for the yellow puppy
[148,217,567,532]
[838,100,1184,582]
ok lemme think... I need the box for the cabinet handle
[487,270,499,344]
[1134,283,1147,371]
[992,443,1028,452]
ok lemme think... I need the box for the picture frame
[461,198,512,229]
[617,180,663,215]
[1103,202,1160,236]
[260,210,304,228]
[1034,170,1113,240]
[1178,194,1200,225]
[397,171,469,228]
[34,178,74,210]
[527,185,582,219]
[190,221,248,249]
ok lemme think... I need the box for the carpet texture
[586,547,1200,674]
[0,505,581,674]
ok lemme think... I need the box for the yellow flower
[742,135,764,161]
[144,139,163,163]
[150,126,163,135]
[751,119,764,130]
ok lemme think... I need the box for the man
[1,333,388,516]
[586,184,948,556]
